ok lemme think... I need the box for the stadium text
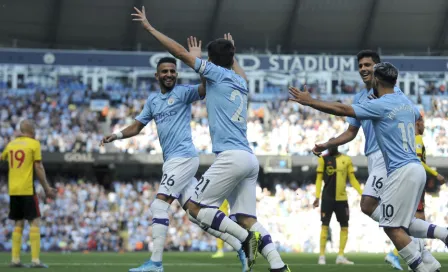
[64,153,95,163]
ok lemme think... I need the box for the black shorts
[9,195,41,221]
[321,198,349,227]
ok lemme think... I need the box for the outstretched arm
[224,33,247,82]
[132,6,197,69]
[289,86,356,117]
[313,125,360,156]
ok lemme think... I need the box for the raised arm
[187,36,206,98]
[224,33,248,82]
[132,6,197,69]
[289,86,356,118]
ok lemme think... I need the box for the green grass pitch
[1,252,447,271]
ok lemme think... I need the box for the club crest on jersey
[167,97,175,105]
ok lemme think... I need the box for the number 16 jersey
[194,58,252,154]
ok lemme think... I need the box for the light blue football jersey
[347,86,406,156]
[135,84,202,161]
[194,58,252,154]
[352,93,421,176]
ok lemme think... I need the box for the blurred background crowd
[1,79,447,157]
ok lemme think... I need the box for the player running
[289,62,442,272]
[312,50,448,270]
[314,143,362,265]
[101,54,248,272]
[1,120,57,268]
[131,6,290,272]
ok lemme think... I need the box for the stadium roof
[1,0,448,55]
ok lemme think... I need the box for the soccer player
[101,54,248,272]
[312,50,447,270]
[415,115,446,221]
[212,200,230,258]
[1,120,57,268]
[314,143,362,265]
[131,6,290,272]
[289,62,441,272]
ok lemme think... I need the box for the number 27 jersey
[194,58,252,154]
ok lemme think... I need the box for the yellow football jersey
[1,136,42,195]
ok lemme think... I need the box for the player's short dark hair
[374,62,398,87]
[157,57,177,68]
[207,38,235,69]
[357,50,381,64]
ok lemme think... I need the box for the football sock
[188,213,241,251]
[250,222,285,269]
[398,241,424,271]
[216,238,224,252]
[409,217,448,243]
[30,226,40,263]
[339,227,348,256]
[11,227,23,263]
[197,208,248,242]
[150,199,170,262]
[320,225,328,256]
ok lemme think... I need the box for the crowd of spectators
[1,178,447,253]
[1,83,447,157]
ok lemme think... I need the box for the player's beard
[159,77,176,91]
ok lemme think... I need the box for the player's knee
[235,214,257,230]
[15,220,25,228]
[156,193,174,204]
[415,211,426,221]
[150,198,171,217]
[185,201,201,218]
[360,196,378,216]
[29,218,40,228]
[384,227,405,240]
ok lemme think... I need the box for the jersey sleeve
[352,99,384,120]
[135,98,153,125]
[316,157,324,173]
[33,141,42,162]
[194,58,224,84]
[346,117,361,128]
[181,84,204,104]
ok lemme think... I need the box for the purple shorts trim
[229,213,257,220]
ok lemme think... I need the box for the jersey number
[161,174,175,186]
[230,90,247,123]
[195,177,210,193]
[398,122,415,152]
[9,150,25,169]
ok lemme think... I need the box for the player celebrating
[1,120,57,268]
[312,50,447,270]
[101,54,248,272]
[131,6,290,272]
[415,114,446,220]
[289,62,441,272]
[314,143,362,265]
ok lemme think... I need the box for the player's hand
[187,36,202,59]
[312,143,328,157]
[288,85,313,105]
[313,198,320,208]
[132,6,153,31]
[44,187,57,199]
[224,33,235,46]
[437,174,445,184]
[100,134,118,146]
